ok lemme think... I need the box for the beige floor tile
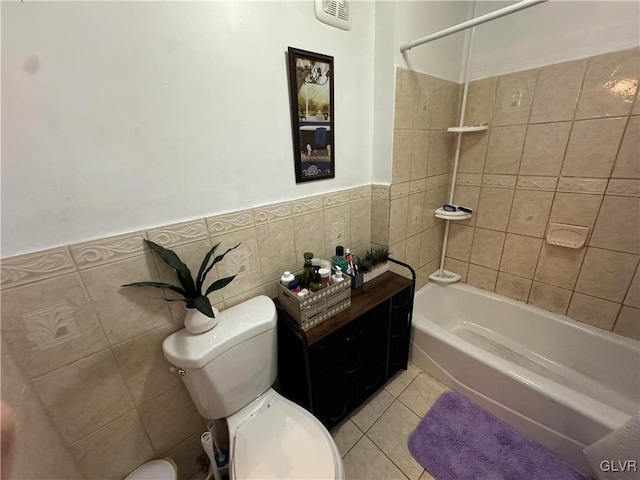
[368,401,424,480]
[331,418,363,457]
[397,373,449,418]
[163,430,205,480]
[419,470,436,480]
[384,363,421,398]
[343,436,408,480]
[349,388,394,433]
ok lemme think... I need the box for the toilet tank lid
[163,295,277,369]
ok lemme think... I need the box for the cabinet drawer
[354,360,387,406]
[391,287,412,311]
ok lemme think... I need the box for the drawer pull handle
[344,330,363,342]
[346,360,364,375]
[364,376,382,391]
[328,404,348,423]
[393,301,410,310]
[391,326,407,338]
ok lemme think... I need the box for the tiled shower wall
[0,187,373,480]
[439,47,639,340]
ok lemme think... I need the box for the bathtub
[410,282,639,475]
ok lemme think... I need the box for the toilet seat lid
[125,459,176,480]
[233,401,337,479]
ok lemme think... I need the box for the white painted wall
[1,1,375,257]
[470,0,640,80]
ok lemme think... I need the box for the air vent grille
[314,0,351,31]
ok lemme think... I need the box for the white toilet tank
[162,295,278,419]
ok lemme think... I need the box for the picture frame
[287,47,335,183]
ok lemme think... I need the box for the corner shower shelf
[447,124,489,133]
[435,208,472,221]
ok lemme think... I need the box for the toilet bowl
[124,459,176,480]
[163,295,345,479]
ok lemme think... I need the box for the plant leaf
[121,281,187,296]
[193,296,215,318]
[196,243,219,293]
[144,240,197,296]
[162,297,188,303]
[200,243,241,288]
[204,275,237,296]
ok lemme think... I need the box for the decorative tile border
[456,174,482,186]
[70,232,147,269]
[483,174,517,189]
[291,196,324,216]
[606,179,640,197]
[557,177,608,195]
[147,219,208,248]
[253,201,292,225]
[438,174,451,187]
[410,178,426,194]
[390,182,410,199]
[323,190,350,207]
[516,176,558,191]
[1,247,76,289]
[426,176,440,189]
[206,210,254,235]
[350,185,372,201]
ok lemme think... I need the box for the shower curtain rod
[400,0,548,53]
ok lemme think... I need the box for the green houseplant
[359,246,390,283]
[122,239,240,333]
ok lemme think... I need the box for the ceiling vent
[314,0,352,31]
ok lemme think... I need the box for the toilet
[162,295,344,480]
[124,459,176,480]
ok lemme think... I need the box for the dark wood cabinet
[276,268,414,429]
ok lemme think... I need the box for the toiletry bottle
[301,252,314,288]
[281,271,295,286]
[331,266,344,284]
[309,267,328,293]
[318,268,331,284]
[288,279,301,293]
[331,246,349,273]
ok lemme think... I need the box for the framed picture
[287,47,335,183]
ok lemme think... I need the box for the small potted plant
[359,246,390,284]
[122,239,240,334]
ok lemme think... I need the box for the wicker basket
[277,276,352,331]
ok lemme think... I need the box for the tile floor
[331,363,451,480]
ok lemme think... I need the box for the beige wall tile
[324,205,351,256]
[139,384,203,454]
[421,188,439,231]
[557,177,608,195]
[256,218,297,282]
[412,73,434,130]
[590,196,640,254]
[70,232,147,270]
[419,227,438,267]
[507,190,554,238]
[350,198,372,249]
[562,118,627,178]
[475,187,515,231]
[607,178,640,197]
[410,131,430,180]
[32,350,134,444]
[147,219,208,248]
[406,193,424,238]
[405,234,422,271]
[567,293,621,330]
[427,130,454,177]
[211,228,264,301]
[323,190,351,208]
[1,273,108,379]
[612,116,640,179]
[495,272,532,302]
[534,244,586,290]
[624,266,640,308]
[470,228,506,270]
[458,132,488,173]
[206,210,254,235]
[389,196,409,245]
[446,224,474,262]
[252,201,292,225]
[576,48,639,120]
[519,122,571,176]
[392,130,412,184]
[293,210,326,264]
[113,324,180,407]
[528,282,572,315]
[371,199,390,246]
[163,431,204,480]
[389,240,407,276]
[443,257,469,282]
[549,193,603,229]
[482,174,517,189]
[81,255,173,345]
[1,247,75,290]
[11,387,83,480]
[467,264,498,292]
[292,195,324,216]
[530,58,587,123]
[484,125,526,174]
[499,234,542,279]
[394,69,418,130]
[613,306,640,340]
[574,248,638,303]
[492,69,538,126]
[465,77,497,126]
[1,346,26,410]
[516,176,558,192]
[452,186,481,227]
[69,411,154,480]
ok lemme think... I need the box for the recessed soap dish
[546,223,589,249]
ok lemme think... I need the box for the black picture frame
[287,47,335,183]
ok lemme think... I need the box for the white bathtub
[410,282,639,475]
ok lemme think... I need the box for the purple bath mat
[408,391,586,480]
